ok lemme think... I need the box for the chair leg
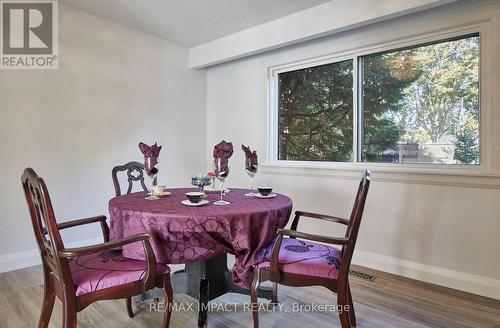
[38,286,55,328]
[251,269,261,328]
[271,282,278,305]
[347,283,356,327]
[39,265,56,328]
[62,299,77,328]
[161,275,173,328]
[126,297,134,318]
[337,288,351,328]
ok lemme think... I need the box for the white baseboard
[353,250,500,300]
[2,243,499,301]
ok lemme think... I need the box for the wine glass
[213,158,230,205]
[145,157,158,195]
[244,158,258,196]
[148,168,158,194]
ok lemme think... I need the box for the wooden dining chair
[112,161,157,316]
[251,170,371,328]
[112,161,154,197]
[22,168,173,328]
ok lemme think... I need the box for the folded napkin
[139,142,162,176]
[213,140,233,178]
[242,144,258,172]
[213,140,234,158]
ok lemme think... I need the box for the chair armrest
[291,210,349,231]
[278,229,351,246]
[59,233,149,257]
[59,233,157,290]
[45,215,110,242]
[57,215,107,230]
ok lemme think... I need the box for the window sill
[261,162,500,189]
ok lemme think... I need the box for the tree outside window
[277,34,480,165]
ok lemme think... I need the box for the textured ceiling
[61,0,330,47]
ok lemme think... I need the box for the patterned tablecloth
[109,188,293,288]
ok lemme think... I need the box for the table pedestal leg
[133,253,273,326]
[186,253,228,300]
[186,253,228,327]
[198,278,209,328]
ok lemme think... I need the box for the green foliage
[362,35,479,164]
[399,36,479,143]
[278,60,353,161]
[278,35,480,164]
[454,119,479,164]
[278,56,417,162]
[361,50,421,161]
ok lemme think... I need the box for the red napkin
[213,140,233,177]
[139,142,162,176]
[242,145,258,171]
[213,140,233,158]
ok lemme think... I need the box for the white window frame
[267,23,493,177]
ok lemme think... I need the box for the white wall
[0,5,206,268]
[206,1,500,299]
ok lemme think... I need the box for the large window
[278,60,353,161]
[274,33,480,166]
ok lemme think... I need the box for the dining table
[108,187,293,327]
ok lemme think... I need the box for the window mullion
[352,55,359,163]
[356,56,364,163]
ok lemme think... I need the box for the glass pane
[278,60,353,161]
[360,34,480,164]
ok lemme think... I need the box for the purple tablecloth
[109,188,292,288]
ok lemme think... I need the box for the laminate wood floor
[0,264,499,327]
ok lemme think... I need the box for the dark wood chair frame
[112,161,155,197]
[112,161,158,316]
[22,168,173,328]
[251,170,371,328]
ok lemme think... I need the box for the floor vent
[349,270,376,282]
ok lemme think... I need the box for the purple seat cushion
[257,237,342,279]
[69,249,170,296]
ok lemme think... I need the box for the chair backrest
[340,170,371,275]
[111,161,150,196]
[21,168,72,288]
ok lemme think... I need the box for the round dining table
[109,187,293,289]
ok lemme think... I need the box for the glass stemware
[148,169,158,195]
[145,157,158,196]
[244,158,258,196]
[213,157,230,205]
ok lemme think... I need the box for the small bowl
[257,187,273,197]
[185,191,205,204]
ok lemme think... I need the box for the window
[278,60,353,161]
[273,33,480,166]
[359,34,480,164]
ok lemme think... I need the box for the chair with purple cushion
[251,170,371,328]
[22,168,173,328]
[112,161,156,316]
